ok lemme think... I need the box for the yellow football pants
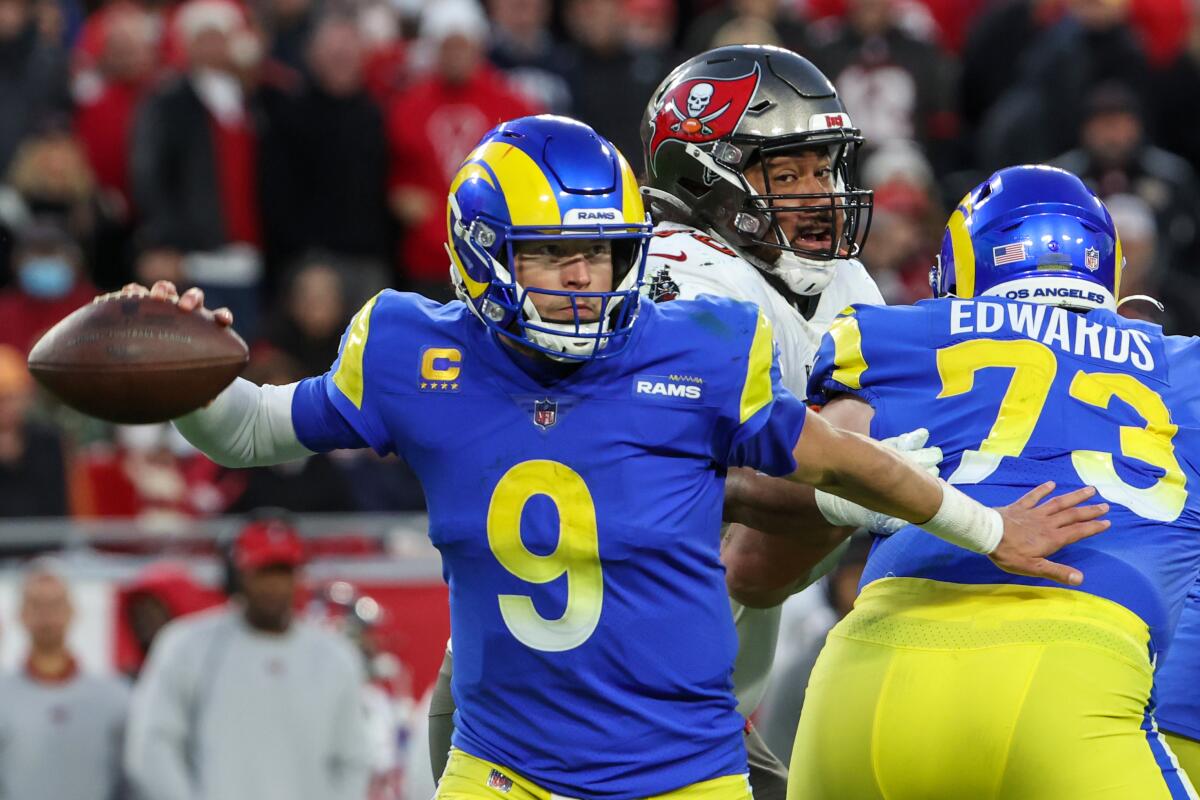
[789,577,1199,800]
[435,748,753,800]
[1166,733,1200,790]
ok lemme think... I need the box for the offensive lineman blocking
[778,166,1200,799]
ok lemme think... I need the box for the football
[27,295,248,424]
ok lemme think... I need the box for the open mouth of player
[790,217,834,251]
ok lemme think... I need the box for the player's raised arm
[787,408,1110,586]
[114,281,371,467]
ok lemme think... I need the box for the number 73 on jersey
[935,337,1185,523]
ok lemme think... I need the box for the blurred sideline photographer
[124,516,369,800]
[0,560,130,800]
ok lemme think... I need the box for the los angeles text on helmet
[948,299,1156,372]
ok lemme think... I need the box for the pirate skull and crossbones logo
[665,82,732,136]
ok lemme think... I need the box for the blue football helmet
[930,165,1122,311]
[446,115,653,361]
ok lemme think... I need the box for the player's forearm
[722,522,850,608]
[724,467,845,540]
[173,377,314,468]
[791,413,1004,555]
[793,420,943,524]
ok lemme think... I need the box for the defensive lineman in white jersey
[637,45,934,800]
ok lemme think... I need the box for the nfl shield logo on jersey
[533,398,558,430]
[1084,247,1100,272]
[487,769,513,793]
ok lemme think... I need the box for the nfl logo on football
[533,398,557,430]
[1084,246,1100,272]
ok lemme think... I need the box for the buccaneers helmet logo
[649,67,760,166]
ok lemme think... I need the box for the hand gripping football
[27,295,248,424]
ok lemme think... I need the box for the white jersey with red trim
[646,221,885,716]
[646,222,884,400]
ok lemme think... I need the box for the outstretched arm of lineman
[785,396,1110,587]
[721,400,940,607]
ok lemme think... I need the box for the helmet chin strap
[525,318,607,362]
[732,242,841,296]
[519,276,637,362]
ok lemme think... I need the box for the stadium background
[0,0,1197,796]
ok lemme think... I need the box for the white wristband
[815,489,909,535]
[919,481,1004,555]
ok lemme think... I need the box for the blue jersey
[289,291,807,798]
[1154,577,1200,739]
[808,297,1200,657]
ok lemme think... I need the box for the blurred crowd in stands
[2,0,1200,525]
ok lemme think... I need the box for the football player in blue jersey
[125,120,1105,800]
[745,164,1200,800]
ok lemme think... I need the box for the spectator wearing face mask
[0,222,97,355]
[0,122,115,279]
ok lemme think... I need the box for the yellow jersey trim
[332,292,382,410]
[739,310,774,424]
[829,313,868,390]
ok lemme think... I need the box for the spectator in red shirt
[71,421,233,519]
[0,222,97,355]
[386,0,537,299]
[73,5,156,214]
